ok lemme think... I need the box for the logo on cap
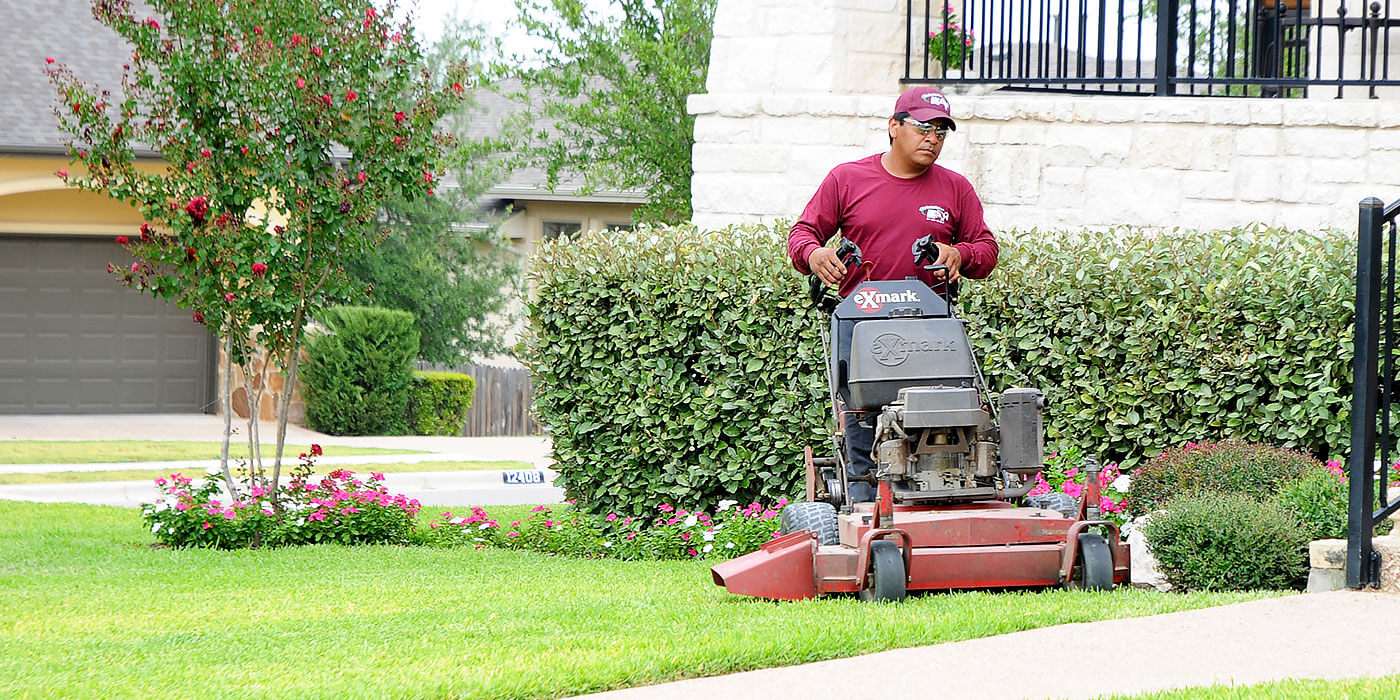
[920,92,950,110]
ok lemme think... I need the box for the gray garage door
[0,235,214,413]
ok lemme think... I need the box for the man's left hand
[935,243,963,282]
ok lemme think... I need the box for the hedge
[524,223,1357,513]
[960,225,1354,467]
[409,371,476,436]
[302,306,419,436]
[522,225,827,516]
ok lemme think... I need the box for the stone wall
[218,345,306,425]
[692,0,1400,234]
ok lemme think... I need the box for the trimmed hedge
[409,371,476,436]
[302,306,419,436]
[960,225,1354,467]
[1124,441,1322,514]
[523,225,827,516]
[524,223,1357,514]
[1143,493,1309,591]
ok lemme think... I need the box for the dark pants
[844,412,876,503]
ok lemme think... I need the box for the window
[542,221,582,240]
[605,222,635,232]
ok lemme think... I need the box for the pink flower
[290,33,304,46]
[224,293,235,302]
[130,262,140,274]
[311,46,323,57]
[371,472,384,481]
[658,503,674,513]
[531,505,549,512]
[144,18,159,29]
[202,521,211,529]
[309,510,328,521]
[45,57,54,64]
[253,26,263,35]
[321,94,333,105]
[345,90,357,101]
[57,168,67,178]
[251,262,268,276]
[192,311,204,324]
[310,443,323,457]
[185,195,208,222]
[394,111,406,122]
[356,171,367,183]
[200,148,212,158]
[115,236,129,244]
[296,77,306,89]
[176,502,190,511]
[605,513,617,522]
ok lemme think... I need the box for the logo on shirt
[920,205,950,224]
[853,287,920,313]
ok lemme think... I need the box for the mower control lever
[807,238,866,312]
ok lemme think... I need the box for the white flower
[725,542,735,549]
[478,522,491,530]
[259,501,272,511]
[151,522,162,534]
[473,537,485,543]
[450,517,467,525]
[154,500,170,512]
[684,514,698,527]
[702,544,713,553]
[702,530,715,542]
[1111,474,1131,492]
[296,517,306,527]
[717,499,738,512]
[603,541,613,548]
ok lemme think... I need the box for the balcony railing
[904,0,1400,97]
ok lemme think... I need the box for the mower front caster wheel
[1064,532,1114,592]
[858,540,907,602]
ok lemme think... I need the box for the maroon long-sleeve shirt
[788,154,999,297]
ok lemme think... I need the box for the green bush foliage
[522,225,827,516]
[1125,441,1321,514]
[302,306,419,436]
[959,226,1354,467]
[409,371,477,436]
[1270,461,1394,540]
[1143,493,1309,591]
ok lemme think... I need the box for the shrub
[960,226,1355,468]
[302,306,419,435]
[409,371,476,436]
[421,499,788,560]
[1143,492,1309,591]
[1271,460,1394,540]
[523,224,826,516]
[1124,441,1321,515]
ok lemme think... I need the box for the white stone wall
[692,0,1400,234]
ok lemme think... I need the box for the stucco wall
[692,0,1400,234]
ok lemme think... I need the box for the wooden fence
[429,363,541,436]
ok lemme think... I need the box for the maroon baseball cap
[893,86,956,130]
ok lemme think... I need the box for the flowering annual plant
[928,7,974,70]
[141,448,421,548]
[1029,445,1129,526]
[423,498,791,561]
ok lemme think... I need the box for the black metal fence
[905,0,1400,97]
[1348,195,1400,589]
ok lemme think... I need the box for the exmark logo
[853,287,920,313]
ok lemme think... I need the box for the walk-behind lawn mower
[711,241,1129,601]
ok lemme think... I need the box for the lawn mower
[710,238,1129,601]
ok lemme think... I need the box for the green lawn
[1113,676,1400,699]
[0,500,1283,700]
[0,460,533,485]
[0,440,423,464]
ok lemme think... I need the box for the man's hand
[808,247,847,286]
[934,243,963,282]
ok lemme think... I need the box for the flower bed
[422,499,790,560]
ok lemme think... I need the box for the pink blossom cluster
[1029,462,1127,515]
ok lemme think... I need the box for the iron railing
[904,0,1400,96]
[1349,195,1400,589]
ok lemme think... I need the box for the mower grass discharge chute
[711,254,1129,601]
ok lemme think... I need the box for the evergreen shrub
[960,226,1354,467]
[1143,492,1309,591]
[409,370,476,436]
[302,306,419,435]
[1125,441,1321,514]
[522,225,827,516]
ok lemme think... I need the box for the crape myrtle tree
[46,0,466,503]
[496,0,717,224]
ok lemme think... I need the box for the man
[787,86,999,501]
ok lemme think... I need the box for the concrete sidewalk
[0,414,563,507]
[571,590,1400,700]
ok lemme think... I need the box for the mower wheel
[1063,532,1114,592]
[1026,492,1077,519]
[780,502,839,545]
[858,540,907,603]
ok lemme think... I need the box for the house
[0,1,217,415]
[0,5,643,420]
[689,0,1400,234]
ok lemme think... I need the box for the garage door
[0,235,214,413]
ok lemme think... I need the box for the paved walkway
[0,414,564,506]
